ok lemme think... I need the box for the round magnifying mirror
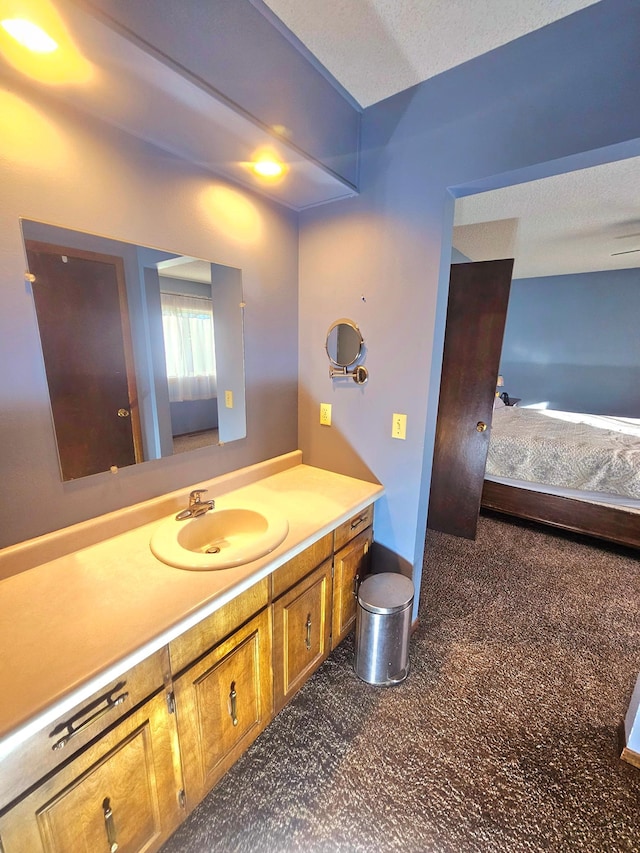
[325,319,363,367]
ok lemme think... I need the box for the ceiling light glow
[252,157,284,178]
[1,17,58,53]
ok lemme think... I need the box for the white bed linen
[486,406,640,501]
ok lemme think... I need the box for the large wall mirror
[21,219,247,481]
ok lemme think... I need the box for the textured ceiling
[260,0,634,280]
[260,0,600,108]
[453,157,640,279]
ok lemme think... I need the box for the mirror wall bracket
[329,364,369,384]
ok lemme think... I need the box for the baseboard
[618,720,640,769]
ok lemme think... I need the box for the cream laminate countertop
[0,455,383,758]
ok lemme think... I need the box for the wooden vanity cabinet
[0,690,183,853]
[0,649,170,816]
[172,608,273,810]
[0,506,376,852]
[332,525,372,649]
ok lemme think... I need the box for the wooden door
[332,527,372,648]
[26,241,143,480]
[173,609,273,809]
[272,559,332,713]
[428,259,513,539]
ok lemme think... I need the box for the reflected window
[160,291,217,403]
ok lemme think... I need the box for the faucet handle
[189,489,208,506]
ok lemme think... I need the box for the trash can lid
[358,572,414,615]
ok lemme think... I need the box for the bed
[481,406,640,549]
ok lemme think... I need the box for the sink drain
[205,545,221,554]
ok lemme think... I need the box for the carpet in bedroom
[160,513,640,852]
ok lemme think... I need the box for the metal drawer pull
[50,682,128,751]
[305,613,312,651]
[352,573,361,599]
[350,515,366,530]
[102,797,118,852]
[229,681,238,727]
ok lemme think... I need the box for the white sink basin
[150,505,289,571]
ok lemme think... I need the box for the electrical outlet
[320,403,332,426]
[392,413,407,440]
[225,390,233,409]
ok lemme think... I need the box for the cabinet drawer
[169,577,269,675]
[0,647,169,814]
[270,533,332,600]
[173,609,273,809]
[272,559,332,713]
[333,504,373,552]
[0,690,182,853]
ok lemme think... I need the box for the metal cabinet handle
[352,573,361,599]
[102,797,118,852]
[229,681,238,727]
[117,408,130,418]
[476,421,487,432]
[305,613,312,651]
[50,683,129,751]
[350,515,366,530]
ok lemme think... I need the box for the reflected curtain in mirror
[160,291,217,403]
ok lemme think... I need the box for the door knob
[476,421,487,432]
[117,408,130,418]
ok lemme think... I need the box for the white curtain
[160,292,217,402]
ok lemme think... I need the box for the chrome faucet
[175,489,215,521]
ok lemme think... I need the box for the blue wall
[500,268,640,417]
[299,0,640,610]
[451,248,471,263]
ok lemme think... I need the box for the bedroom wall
[500,268,640,417]
[451,248,471,263]
[298,0,640,607]
[0,80,299,547]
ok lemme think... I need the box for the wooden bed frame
[481,480,640,550]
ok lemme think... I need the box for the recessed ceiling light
[1,18,58,53]
[251,157,285,178]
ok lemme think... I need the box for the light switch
[320,403,332,426]
[392,413,407,440]
[225,390,234,408]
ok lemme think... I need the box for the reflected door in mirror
[26,241,143,480]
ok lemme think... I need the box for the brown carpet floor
[161,513,640,852]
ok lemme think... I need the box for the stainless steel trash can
[354,573,414,685]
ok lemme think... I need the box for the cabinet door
[173,608,273,809]
[332,527,372,649]
[0,691,182,853]
[273,559,332,713]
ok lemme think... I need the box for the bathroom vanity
[0,452,382,851]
